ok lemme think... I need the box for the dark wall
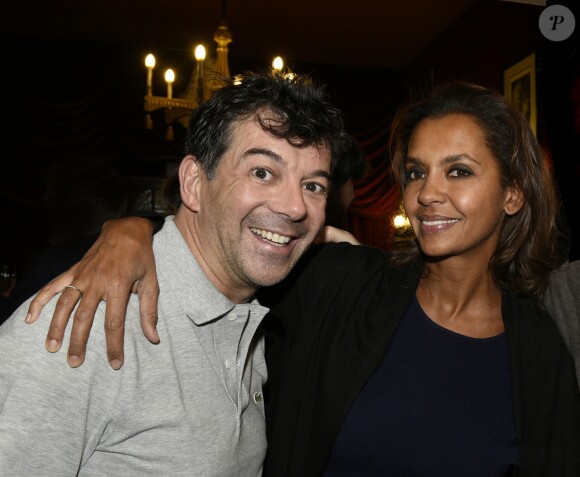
[403,1,545,92]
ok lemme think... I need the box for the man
[0,71,350,475]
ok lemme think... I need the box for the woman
[26,81,580,475]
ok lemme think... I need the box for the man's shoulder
[0,294,110,373]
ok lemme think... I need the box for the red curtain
[347,121,402,251]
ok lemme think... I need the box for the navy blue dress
[324,297,519,476]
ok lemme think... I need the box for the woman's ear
[179,155,202,212]
[504,183,525,216]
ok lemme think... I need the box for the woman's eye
[302,182,327,195]
[449,167,472,177]
[406,169,424,180]
[252,168,274,180]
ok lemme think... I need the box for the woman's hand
[26,217,160,369]
[314,225,361,245]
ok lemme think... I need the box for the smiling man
[0,71,349,476]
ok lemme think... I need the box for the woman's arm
[25,221,360,369]
[313,225,360,245]
[26,217,160,369]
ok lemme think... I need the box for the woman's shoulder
[302,242,417,272]
[260,244,418,308]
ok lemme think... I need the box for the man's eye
[302,182,327,194]
[252,168,274,180]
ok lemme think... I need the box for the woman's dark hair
[389,81,560,302]
[163,70,349,210]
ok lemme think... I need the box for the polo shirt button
[227,314,237,321]
[225,359,231,369]
[253,392,263,404]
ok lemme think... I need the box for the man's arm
[27,216,160,369]
[0,300,118,474]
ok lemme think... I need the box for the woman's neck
[416,257,504,338]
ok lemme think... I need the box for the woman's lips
[418,216,460,232]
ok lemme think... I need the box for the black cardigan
[259,243,580,476]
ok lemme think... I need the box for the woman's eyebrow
[405,154,480,166]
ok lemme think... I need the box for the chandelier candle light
[143,20,233,140]
[143,18,288,140]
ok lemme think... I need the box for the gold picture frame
[503,53,536,136]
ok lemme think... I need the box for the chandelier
[143,18,233,141]
[143,13,287,141]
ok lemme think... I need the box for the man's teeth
[421,219,459,225]
[250,228,291,244]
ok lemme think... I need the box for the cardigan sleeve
[543,260,580,392]
[505,291,580,475]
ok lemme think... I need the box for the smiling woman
[390,81,559,304]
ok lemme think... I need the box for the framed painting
[504,53,536,135]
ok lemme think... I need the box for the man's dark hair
[164,70,349,210]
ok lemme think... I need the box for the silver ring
[64,285,84,299]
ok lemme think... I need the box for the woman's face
[402,113,522,263]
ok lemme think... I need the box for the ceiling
[2,0,532,70]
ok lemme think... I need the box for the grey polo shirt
[0,217,269,476]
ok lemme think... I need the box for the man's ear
[504,183,525,216]
[179,155,203,212]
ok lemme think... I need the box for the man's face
[178,117,331,302]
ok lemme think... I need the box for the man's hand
[26,217,161,369]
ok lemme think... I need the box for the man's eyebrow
[311,170,332,182]
[242,147,331,182]
[242,148,284,164]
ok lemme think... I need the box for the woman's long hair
[389,81,561,302]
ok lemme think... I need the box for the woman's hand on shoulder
[26,217,160,369]
[314,225,361,245]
